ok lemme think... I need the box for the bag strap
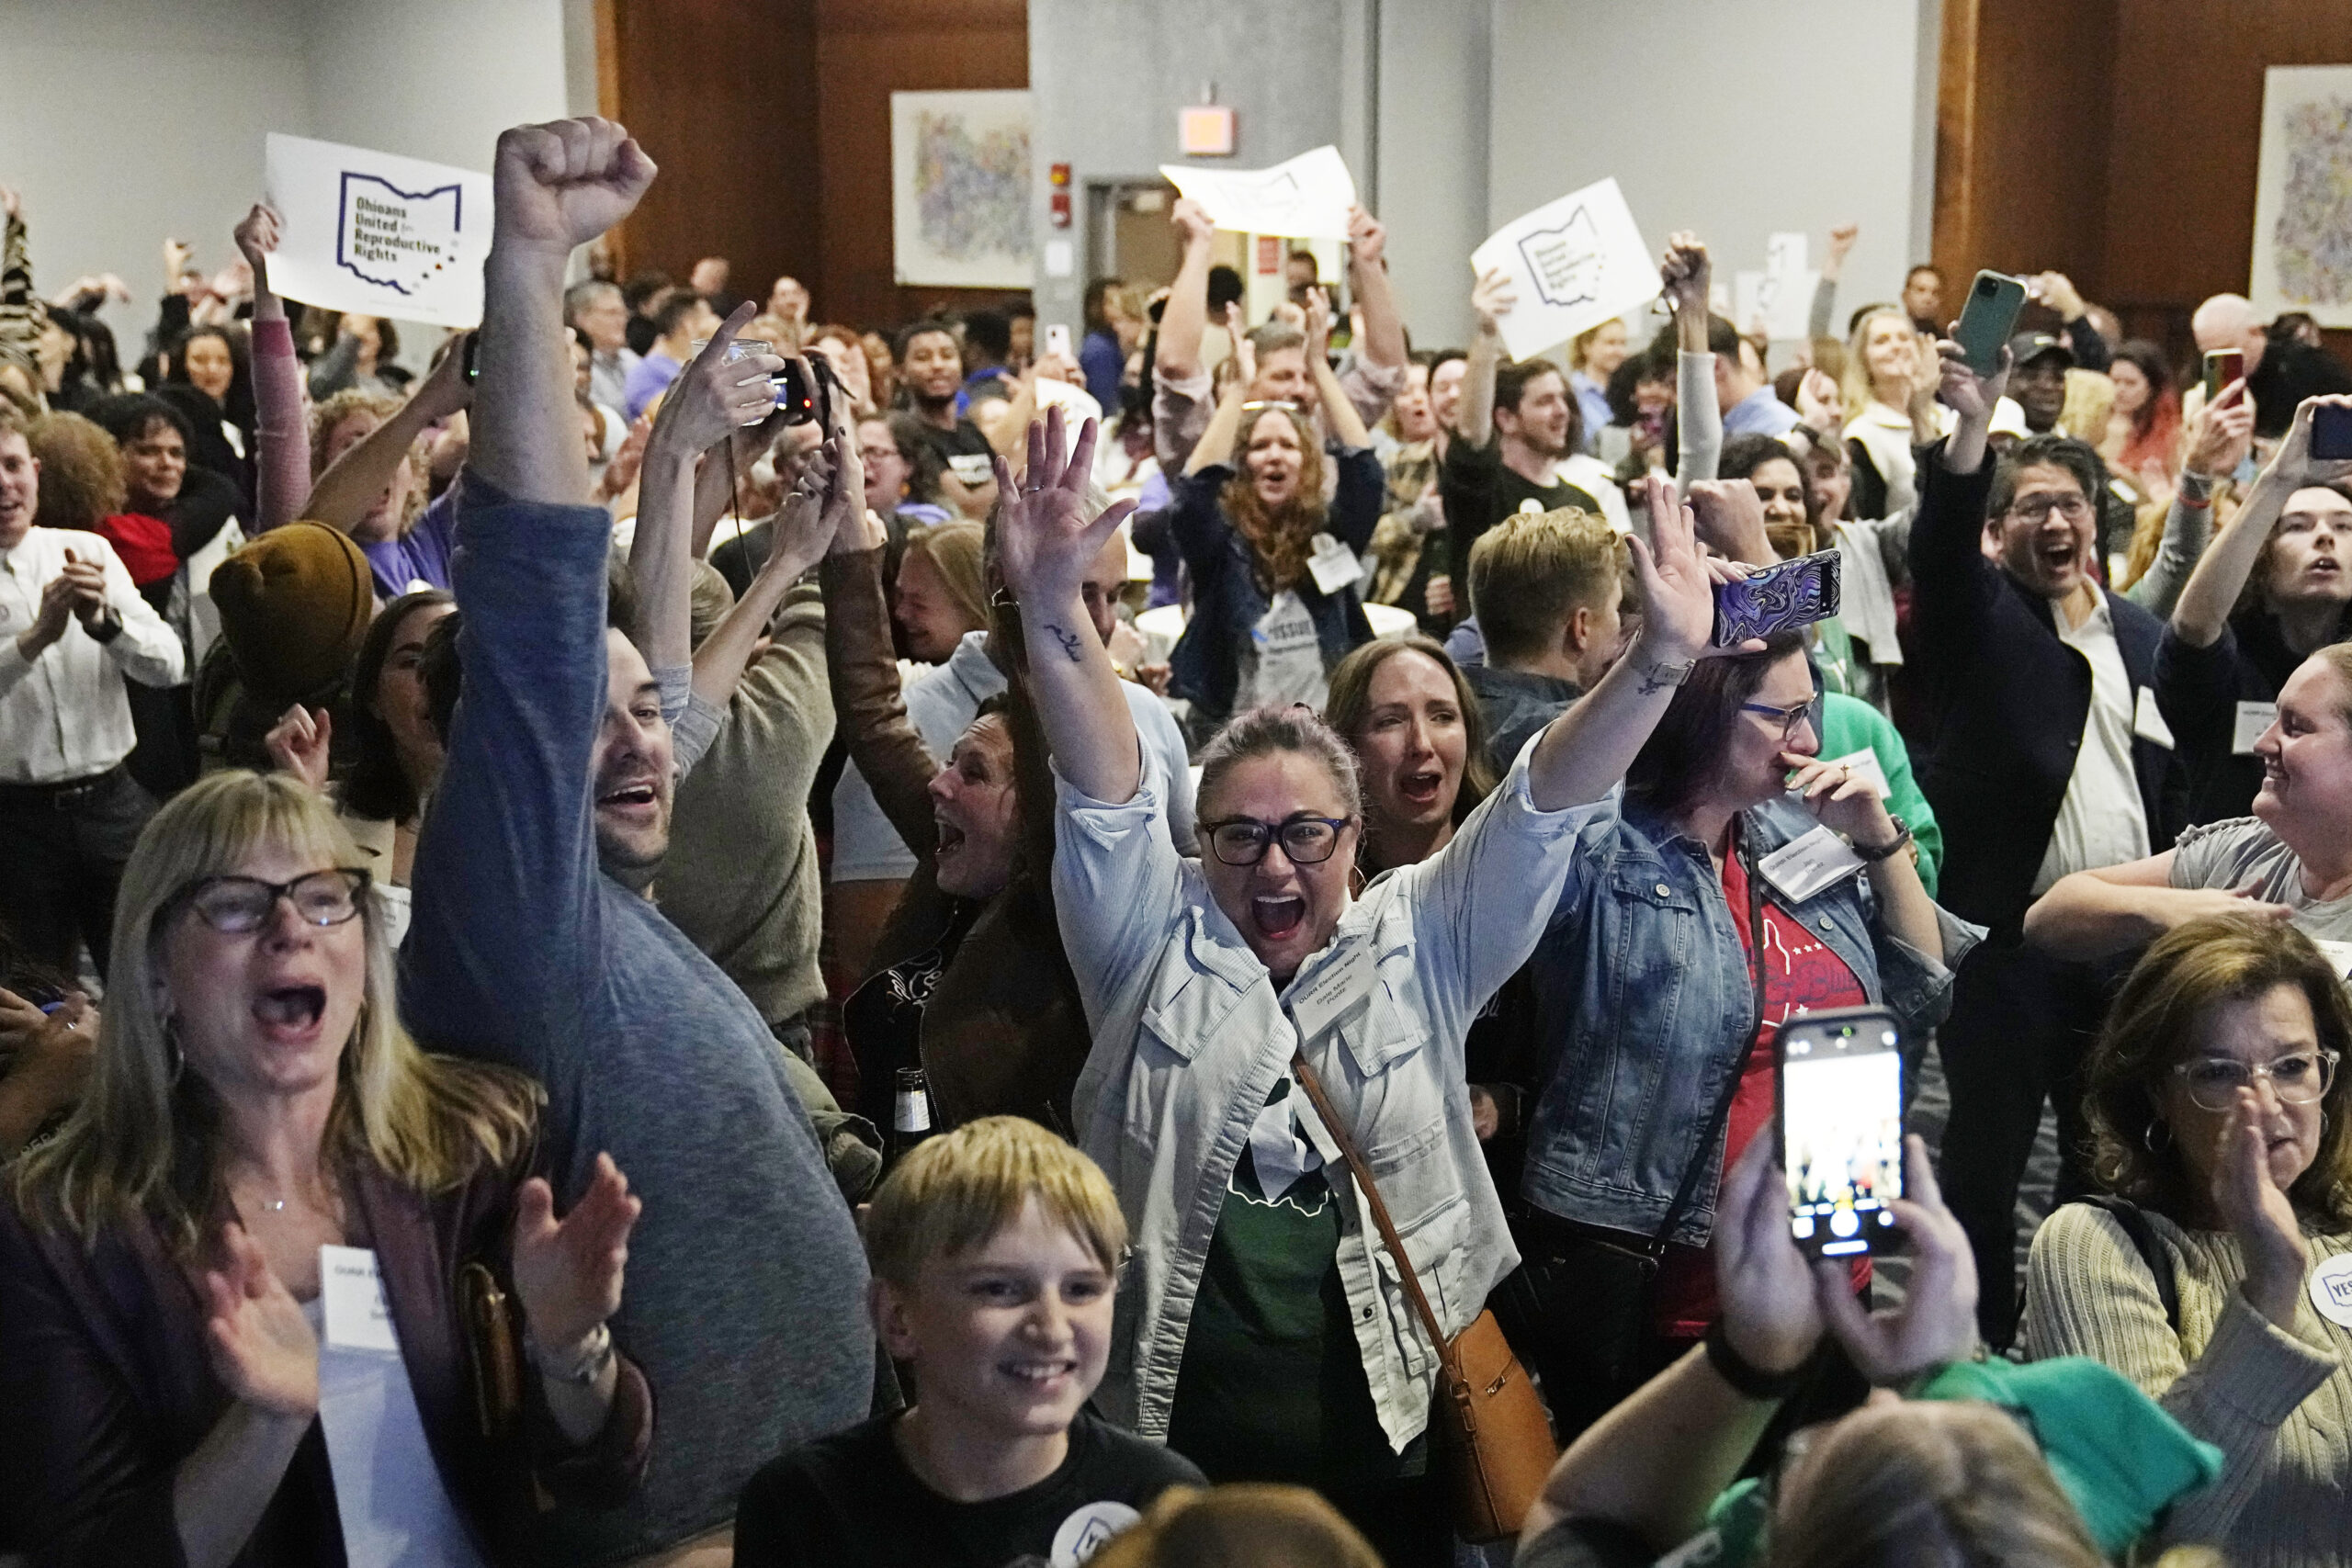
[2076,1194,2181,1333]
[1641,823,1773,1254]
[1291,1048,1452,1363]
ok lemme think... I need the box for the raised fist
[492,118,658,255]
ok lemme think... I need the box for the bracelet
[1703,1319,1810,1400]
[1853,815,1913,863]
[526,1322,614,1386]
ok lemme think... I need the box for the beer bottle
[892,1066,936,1160]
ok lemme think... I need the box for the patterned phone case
[1712,549,1842,647]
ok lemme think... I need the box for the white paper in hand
[1734,268,1821,341]
[1159,146,1357,241]
[265,133,492,329]
[1470,177,1657,363]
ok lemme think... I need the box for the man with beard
[897,321,1000,515]
[1442,348,1601,570]
[1906,338,2187,1349]
[401,116,873,1567]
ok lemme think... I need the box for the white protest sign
[1159,146,1357,241]
[1767,231,1809,277]
[1470,177,1657,363]
[265,133,492,330]
[1734,268,1819,341]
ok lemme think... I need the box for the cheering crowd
[5,108,2352,1568]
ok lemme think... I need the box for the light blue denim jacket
[1521,792,1983,1246]
[1055,739,1603,1451]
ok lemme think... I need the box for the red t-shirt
[1651,851,1868,1337]
[94,513,177,588]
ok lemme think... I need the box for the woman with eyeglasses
[0,772,651,1566]
[1499,491,1969,1445]
[1163,299,1383,736]
[1006,409,1803,1565]
[2024,913,2352,1568]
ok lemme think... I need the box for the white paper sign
[1734,268,1820,342]
[1470,177,1658,362]
[1159,145,1357,241]
[265,133,492,329]
[1766,231,1810,278]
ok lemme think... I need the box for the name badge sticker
[1758,823,1868,904]
[1822,747,1893,800]
[320,1245,399,1353]
[2313,939,2352,982]
[1306,532,1364,596]
[2233,700,2278,755]
[2308,1252,2352,1328]
[2133,685,2176,750]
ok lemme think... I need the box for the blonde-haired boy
[736,1118,1202,1567]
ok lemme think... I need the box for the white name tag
[2314,940,2352,982]
[2233,700,2278,755]
[2133,685,2175,750]
[320,1245,399,1353]
[945,453,995,486]
[1823,747,1893,801]
[1306,532,1364,596]
[1758,823,1868,904]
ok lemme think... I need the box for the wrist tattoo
[1043,624,1084,663]
[1634,660,1680,696]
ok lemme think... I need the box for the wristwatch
[85,608,123,645]
[526,1322,615,1386]
[1854,814,1913,863]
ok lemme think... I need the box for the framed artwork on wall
[2251,66,2352,327]
[891,89,1034,288]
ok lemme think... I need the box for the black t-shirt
[1438,438,1601,569]
[2247,338,2352,439]
[734,1409,1204,1568]
[918,418,1001,493]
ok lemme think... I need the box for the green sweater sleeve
[1817,692,1942,897]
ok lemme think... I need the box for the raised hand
[2184,378,2254,479]
[1302,286,1333,366]
[0,985,95,1100]
[1934,336,2009,423]
[164,237,197,287]
[2030,271,2086,322]
[1685,479,1773,564]
[763,438,837,581]
[512,1152,641,1353]
[232,203,282,295]
[0,186,17,221]
[1171,196,1216,250]
[264,705,333,795]
[2210,1087,2312,1327]
[1226,302,1258,392]
[994,405,1136,607]
[2272,395,2352,490]
[820,376,874,555]
[201,1222,320,1418]
[653,301,783,455]
[1713,1130,1825,1378]
[1347,205,1387,268]
[1659,231,1711,318]
[491,117,658,257]
[1797,367,1845,434]
[1825,221,1860,273]
[1815,1136,1980,1383]
[1630,474,1759,665]
[1470,267,1516,333]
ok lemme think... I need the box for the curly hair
[310,389,427,533]
[1217,404,1329,595]
[2086,912,2352,1225]
[27,412,128,529]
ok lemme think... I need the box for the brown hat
[209,522,375,704]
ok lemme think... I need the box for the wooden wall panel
[604,0,824,302]
[811,0,1028,331]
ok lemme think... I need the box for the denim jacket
[1521,792,1983,1246]
[1054,739,1602,1451]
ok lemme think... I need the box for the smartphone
[2313,403,2352,462]
[1712,548,1841,647]
[773,357,818,424]
[2203,348,2245,405]
[807,352,838,429]
[1777,1005,1905,1258]
[1951,270,2028,378]
[1045,322,1073,361]
[460,329,481,386]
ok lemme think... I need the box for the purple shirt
[360,487,457,601]
[623,350,684,422]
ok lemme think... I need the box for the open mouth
[998,1357,1078,1387]
[1396,768,1444,808]
[598,781,660,813]
[1251,894,1306,939]
[935,818,967,857]
[253,985,325,1033]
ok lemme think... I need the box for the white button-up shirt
[0,527,184,784]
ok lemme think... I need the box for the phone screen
[1780,1013,1905,1258]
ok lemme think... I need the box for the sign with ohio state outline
[266,133,492,329]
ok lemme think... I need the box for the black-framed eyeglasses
[2008,494,2093,525]
[1739,699,1816,742]
[2172,1048,2339,1112]
[1203,814,1353,866]
[172,869,373,934]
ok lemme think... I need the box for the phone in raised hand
[1711,549,1841,647]
[1951,271,2027,378]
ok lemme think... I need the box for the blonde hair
[1465,504,1625,666]
[901,521,991,638]
[310,388,428,534]
[863,1115,1125,1290]
[1770,1401,2105,1568]
[1088,1484,1382,1568]
[11,772,540,1254]
[1841,306,1917,421]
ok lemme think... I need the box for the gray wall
[1,0,570,359]
[1027,0,1936,355]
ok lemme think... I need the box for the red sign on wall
[1256,235,1281,275]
